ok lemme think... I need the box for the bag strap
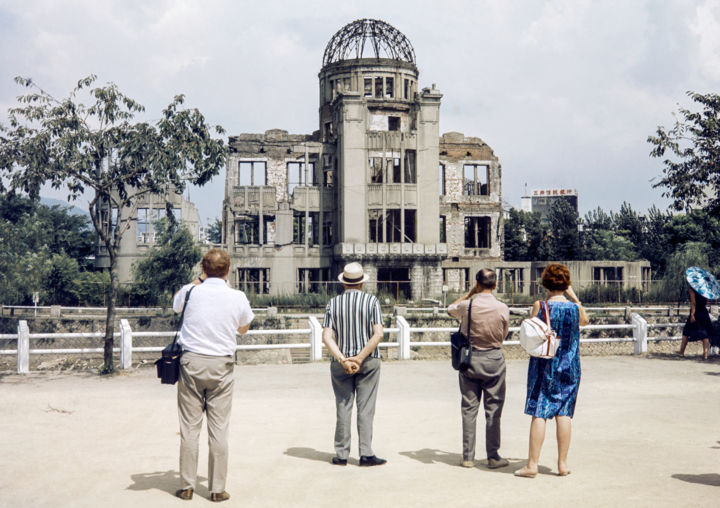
[465,298,473,342]
[542,300,551,328]
[172,283,200,346]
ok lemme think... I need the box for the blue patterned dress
[524,301,581,418]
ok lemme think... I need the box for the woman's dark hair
[541,263,571,291]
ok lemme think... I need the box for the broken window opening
[234,215,273,245]
[439,215,447,243]
[298,268,330,294]
[404,150,416,183]
[364,78,373,97]
[370,157,384,183]
[404,79,410,99]
[368,209,416,243]
[385,77,394,98]
[387,157,401,183]
[388,116,400,132]
[237,268,269,294]
[463,164,489,196]
[287,161,317,195]
[238,161,267,186]
[375,77,383,98]
[594,267,624,286]
[293,212,320,246]
[464,216,491,249]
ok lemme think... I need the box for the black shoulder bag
[450,299,473,371]
[155,284,198,385]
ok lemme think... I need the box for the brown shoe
[175,488,193,500]
[210,491,231,502]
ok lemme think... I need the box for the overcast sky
[2,0,719,225]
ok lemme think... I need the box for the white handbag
[519,301,559,358]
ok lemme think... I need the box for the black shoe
[331,456,347,466]
[175,488,193,500]
[359,455,387,467]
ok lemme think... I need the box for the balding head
[202,248,230,278]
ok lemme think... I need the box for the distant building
[521,188,578,220]
[96,190,200,282]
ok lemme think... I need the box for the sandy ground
[1,354,719,508]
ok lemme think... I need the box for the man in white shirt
[173,249,254,502]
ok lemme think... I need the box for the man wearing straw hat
[322,262,386,466]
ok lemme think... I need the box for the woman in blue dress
[515,263,589,478]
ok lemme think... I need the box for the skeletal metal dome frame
[322,19,416,67]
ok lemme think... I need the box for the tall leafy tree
[648,91,720,216]
[207,217,223,244]
[503,208,528,261]
[0,76,225,373]
[548,199,580,260]
[131,220,202,306]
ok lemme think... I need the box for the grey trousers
[177,351,234,493]
[330,357,381,459]
[459,348,506,461]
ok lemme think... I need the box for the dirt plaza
[0,354,718,507]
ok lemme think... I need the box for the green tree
[207,217,223,244]
[661,242,711,302]
[639,205,671,274]
[43,253,81,305]
[548,199,580,260]
[648,91,720,216]
[131,220,202,306]
[503,208,528,261]
[0,194,93,305]
[0,76,226,373]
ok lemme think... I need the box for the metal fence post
[308,316,323,361]
[396,315,410,360]
[119,319,133,369]
[631,313,648,354]
[17,320,29,374]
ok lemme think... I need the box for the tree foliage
[207,217,223,244]
[0,75,226,373]
[548,199,580,260]
[648,91,720,216]
[131,220,202,306]
[0,194,95,305]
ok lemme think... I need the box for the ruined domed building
[223,19,503,300]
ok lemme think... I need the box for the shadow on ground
[672,473,720,487]
[127,470,208,497]
[284,447,354,465]
[399,448,541,475]
[647,353,719,364]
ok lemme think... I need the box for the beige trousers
[177,351,234,493]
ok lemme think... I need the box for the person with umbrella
[679,266,720,360]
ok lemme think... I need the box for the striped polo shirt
[323,289,383,358]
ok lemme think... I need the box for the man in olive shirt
[447,268,510,469]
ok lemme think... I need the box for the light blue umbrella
[685,266,720,300]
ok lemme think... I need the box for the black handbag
[155,284,198,384]
[451,299,473,371]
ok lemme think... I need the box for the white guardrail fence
[0,312,685,374]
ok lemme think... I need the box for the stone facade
[221,20,504,301]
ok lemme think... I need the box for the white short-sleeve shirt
[173,278,255,357]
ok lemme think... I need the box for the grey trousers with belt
[177,351,235,493]
[330,357,381,459]
[459,348,506,461]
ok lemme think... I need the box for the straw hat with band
[338,262,369,285]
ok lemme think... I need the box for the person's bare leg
[556,416,572,475]
[702,338,709,360]
[678,336,688,356]
[515,417,545,477]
